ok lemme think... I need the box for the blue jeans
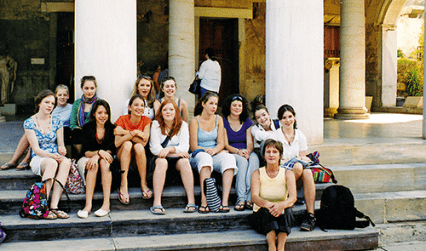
[234,152,260,203]
[200,87,218,97]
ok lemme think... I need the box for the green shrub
[397,58,423,96]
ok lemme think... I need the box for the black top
[81,121,116,157]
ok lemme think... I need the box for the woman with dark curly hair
[222,94,259,211]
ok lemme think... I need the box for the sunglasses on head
[232,96,243,101]
[82,76,96,81]
[139,74,152,80]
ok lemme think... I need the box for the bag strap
[161,130,173,148]
[273,119,280,129]
[43,177,71,213]
[355,209,375,228]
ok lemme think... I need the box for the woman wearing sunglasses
[222,94,259,211]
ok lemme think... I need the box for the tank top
[196,115,219,149]
[253,167,288,212]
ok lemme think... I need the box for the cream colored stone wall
[243,3,266,102]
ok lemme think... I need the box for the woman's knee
[121,141,133,153]
[302,168,314,182]
[155,158,168,172]
[87,165,99,174]
[60,158,71,170]
[134,144,145,154]
[43,158,59,171]
[292,163,303,176]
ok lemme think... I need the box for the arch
[367,0,409,108]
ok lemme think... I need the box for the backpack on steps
[316,185,375,230]
[19,178,70,219]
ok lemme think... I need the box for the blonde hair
[55,84,69,95]
[131,75,155,108]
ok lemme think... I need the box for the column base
[334,107,370,120]
[324,108,338,118]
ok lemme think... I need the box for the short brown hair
[262,139,283,159]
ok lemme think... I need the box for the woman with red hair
[149,100,196,214]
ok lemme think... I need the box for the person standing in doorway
[196,48,221,97]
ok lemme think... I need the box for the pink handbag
[65,159,85,194]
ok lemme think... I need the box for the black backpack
[316,185,375,230]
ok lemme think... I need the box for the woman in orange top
[114,94,152,204]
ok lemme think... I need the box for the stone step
[2,160,425,197]
[355,190,426,224]
[0,206,311,243]
[0,169,39,190]
[311,138,426,166]
[332,163,426,194]
[0,228,378,251]
[0,172,331,215]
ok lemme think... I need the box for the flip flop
[219,204,230,213]
[16,162,29,171]
[198,205,210,214]
[150,205,165,215]
[50,208,69,219]
[142,189,152,199]
[245,201,253,210]
[118,189,130,205]
[183,204,198,213]
[234,201,245,211]
[0,163,16,170]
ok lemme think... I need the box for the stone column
[335,0,369,119]
[324,58,340,117]
[382,25,397,107]
[265,0,324,144]
[169,0,195,117]
[75,0,136,121]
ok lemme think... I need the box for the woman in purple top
[222,94,259,211]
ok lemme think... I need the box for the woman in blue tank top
[189,92,237,213]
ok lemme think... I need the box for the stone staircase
[1,136,426,250]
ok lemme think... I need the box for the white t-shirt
[196,59,221,93]
[267,129,308,161]
[149,120,189,156]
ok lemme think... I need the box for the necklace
[266,168,279,177]
[282,130,294,146]
[96,133,104,144]
[35,115,52,134]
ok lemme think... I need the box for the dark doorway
[56,12,75,100]
[199,18,239,105]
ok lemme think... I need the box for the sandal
[219,204,230,213]
[150,205,165,215]
[142,188,152,200]
[16,162,29,171]
[183,204,198,213]
[0,163,16,170]
[118,189,130,205]
[50,208,69,219]
[44,211,57,220]
[198,205,210,214]
[234,201,245,211]
[245,201,253,210]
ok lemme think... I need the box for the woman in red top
[114,94,152,204]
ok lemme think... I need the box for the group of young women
[2,73,317,250]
